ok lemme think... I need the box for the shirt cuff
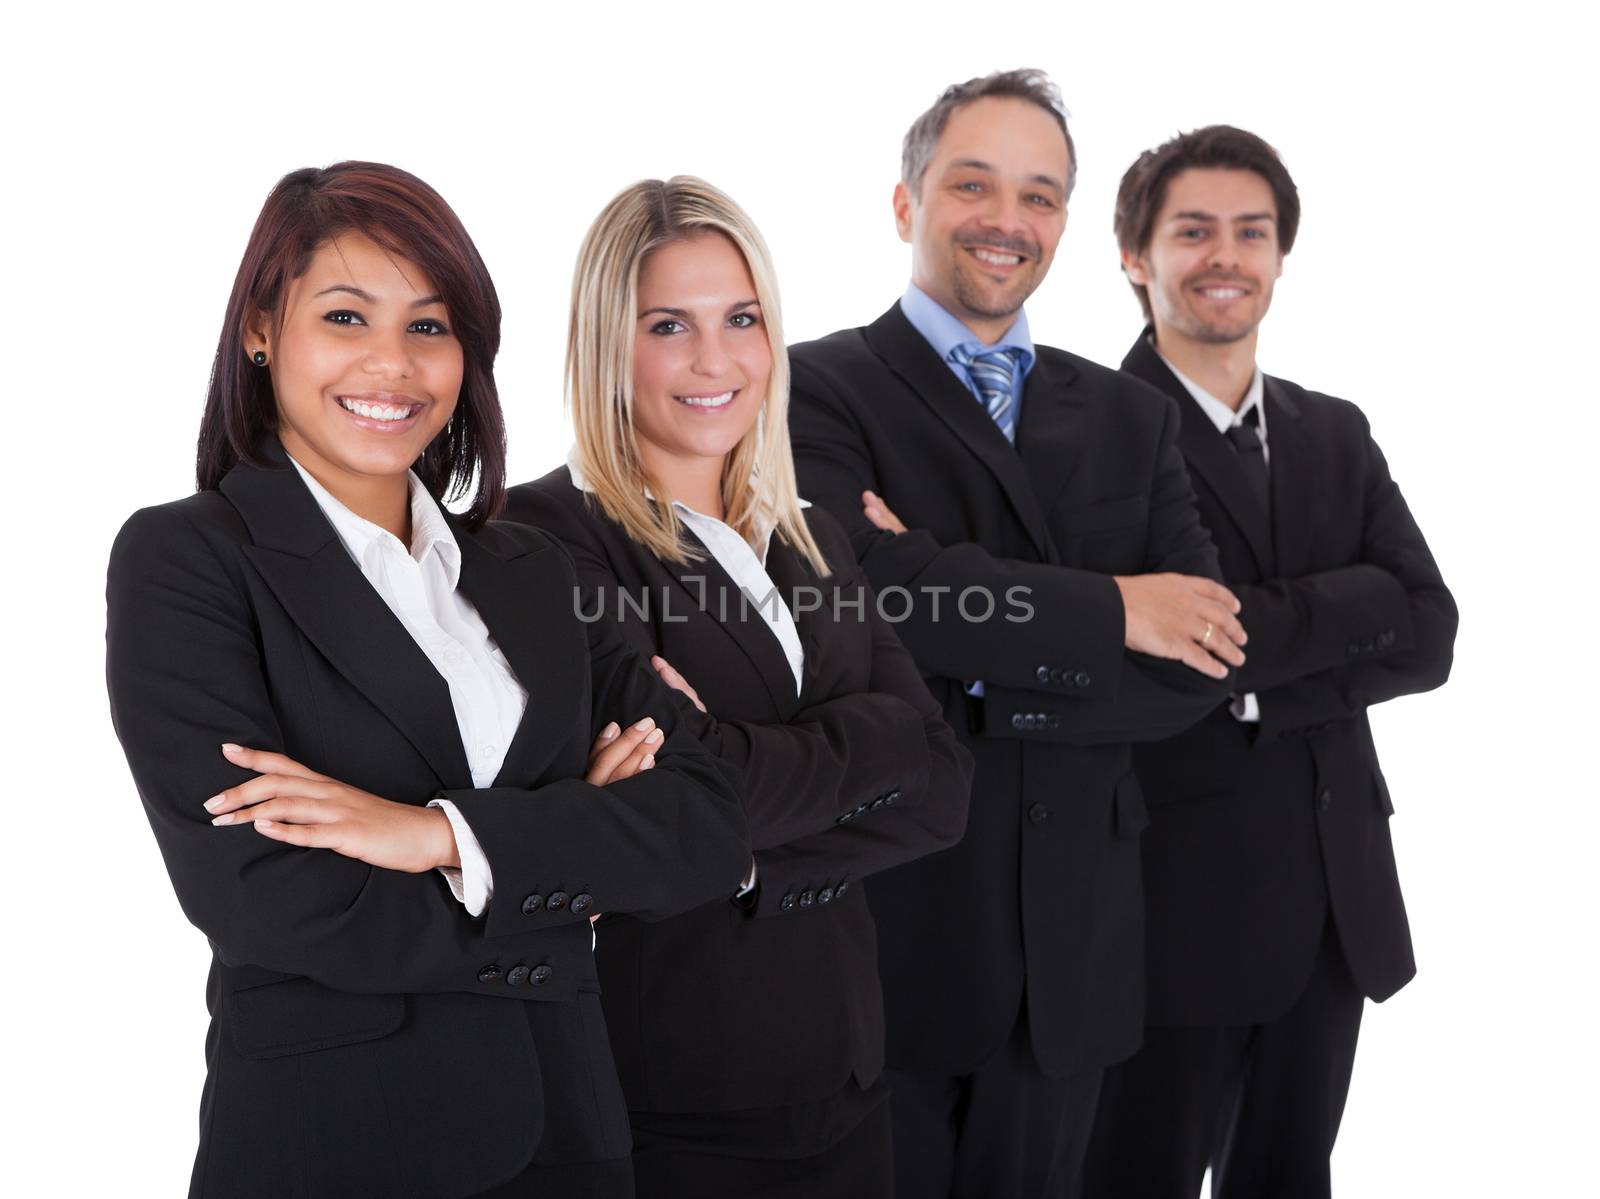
[734,859,758,899]
[1230,692,1261,723]
[428,798,494,917]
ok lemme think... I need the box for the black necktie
[1224,406,1270,515]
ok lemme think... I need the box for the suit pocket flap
[1115,776,1150,839]
[228,976,405,1060]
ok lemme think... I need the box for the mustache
[955,231,1040,260]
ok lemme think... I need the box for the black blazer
[105,443,750,1199]
[1121,334,1457,1024]
[504,470,972,1116]
[788,303,1231,1080]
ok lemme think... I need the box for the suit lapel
[1015,350,1084,532]
[661,531,804,721]
[866,304,1053,560]
[1263,377,1311,578]
[1121,333,1275,576]
[220,453,472,788]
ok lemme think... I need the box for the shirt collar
[1155,347,1266,440]
[566,447,807,562]
[288,454,461,587]
[900,281,1035,375]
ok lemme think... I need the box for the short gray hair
[900,68,1076,200]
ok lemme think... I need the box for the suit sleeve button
[1028,802,1050,824]
[1036,665,1051,683]
[521,893,545,915]
[1011,713,1025,730]
[506,965,530,986]
[818,887,834,904]
[1074,671,1091,688]
[837,809,855,824]
[799,890,816,908]
[1318,788,1334,811]
[530,964,554,985]
[780,893,796,911]
[570,893,594,915]
[477,964,503,983]
[546,891,569,912]
[885,789,901,804]
[835,881,849,897]
[870,796,887,811]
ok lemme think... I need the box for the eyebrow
[1169,210,1275,223]
[639,299,761,319]
[313,284,446,306]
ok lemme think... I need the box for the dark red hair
[196,161,506,527]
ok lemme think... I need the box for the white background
[4,2,1593,1193]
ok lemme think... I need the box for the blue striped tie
[950,343,1023,443]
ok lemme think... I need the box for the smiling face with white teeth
[1124,168,1284,348]
[895,96,1071,345]
[630,231,771,516]
[244,232,462,522]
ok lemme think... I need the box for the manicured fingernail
[641,755,655,770]
[634,717,655,731]
[221,743,242,755]
[211,813,234,826]
[600,722,619,741]
[254,819,274,829]
[204,795,224,813]
[645,728,664,744]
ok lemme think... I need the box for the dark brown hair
[1114,125,1301,321]
[901,68,1077,200]
[196,161,506,527]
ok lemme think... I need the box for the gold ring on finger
[1202,622,1214,645]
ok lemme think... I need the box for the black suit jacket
[1121,334,1457,1024]
[505,470,972,1118]
[788,303,1231,1079]
[105,443,749,1198]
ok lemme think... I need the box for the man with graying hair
[789,69,1238,1196]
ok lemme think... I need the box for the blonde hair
[566,175,830,575]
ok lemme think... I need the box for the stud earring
[252,351,268,366]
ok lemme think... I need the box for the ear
[241,307,273,363]
[1120,247,1151,286]
[1274,249,1286,280]
[892,181,913,244]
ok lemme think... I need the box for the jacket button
[1074,671,1091,688]
[836,881,849,897]
[1036,665,1051,683]
[1029,802,1050,824]
[1318,788,1334,811]
[799,890,816,908]
[506,964,530,986]
[521,893,544,915]
[780,893,796,911]
[477,964,503,983]
[1011,713,1025,730]
[530,964,554,985]
[818,887,834,904]
[570,893,594,915]
[546,891,569,912]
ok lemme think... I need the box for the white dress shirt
[289,457,517,916]
[1154,355,1267,723]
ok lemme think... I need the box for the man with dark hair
[788,71,1241,1198]
[1082,125,1458,1198]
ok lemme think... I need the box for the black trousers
[470,1157,634,1199]
[629,1092,893,1197]
[886,1004,1103,1199]
[1082,921,1364,1199]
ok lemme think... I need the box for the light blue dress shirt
[899,282,1036,429]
